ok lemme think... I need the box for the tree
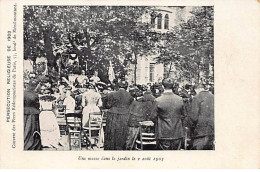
[24,6,160,83]
[155,6,214,83]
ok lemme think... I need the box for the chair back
[65,112,83,150]
[101,109,108,127]
[56,105,66,117]
[88,112,103,129]
[65,112,83,131]
[83,111,103,141]
[56,105,67,135]
[136,121,156,150]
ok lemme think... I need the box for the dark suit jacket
[143,92,155,102]
[128,98,154,127]
[189,91,214,137]
[152,91,185,140]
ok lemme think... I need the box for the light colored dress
[63,96,76,113]
[77,75,88,87]
[90,76,100,84]
[81,89,102,127]
[39,98,60,148]
[82,89,103,146]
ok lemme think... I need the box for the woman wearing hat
[104,80,134,150]
[24,81,41,150]
[39,88,61,148]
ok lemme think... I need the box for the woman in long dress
[24,81,41,150]
[39,89,61,148]
[104,80,134,150]
[81,84,103,146]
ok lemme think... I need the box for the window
[164,14,169,29]
[157,13,162,29]
[151,15,156,28]
[149,63,155,82]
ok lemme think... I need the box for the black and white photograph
[23,6,214,151]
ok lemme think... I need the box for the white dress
[82,89,104,146]
[77,75,88,86]
[82,89,102,127]
[39,99,60,148]
[90,76,100,84]
[63,96,76,113]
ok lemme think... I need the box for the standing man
[189,84,214,150]
[152,78,185,150]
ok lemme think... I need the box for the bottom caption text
[78,156,164,162]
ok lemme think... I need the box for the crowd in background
[24,70,214,150]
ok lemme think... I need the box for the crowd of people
[24,70,214,151]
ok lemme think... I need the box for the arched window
[164,14,169,29]
[157,13,162,29]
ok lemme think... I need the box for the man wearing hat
[188,83,214,150]
[151,78,185,150]
[151,83,164,98]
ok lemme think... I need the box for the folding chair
[135,121,157,150]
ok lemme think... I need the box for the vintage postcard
[0,0,259,169]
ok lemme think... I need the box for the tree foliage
[24,6,214,84]
[156,6,214,83]
[24,6,159,82]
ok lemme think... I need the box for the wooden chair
[56,105,66,135]
[101,109,108,128]
[184,127,191,150]
[65,112,83,150]
[83,112,103,146]
[135,121,157,150]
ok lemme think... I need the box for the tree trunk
[196,49,200,83]
[43,28,56,70]
[197,63,200,82]
[168,62,172,78]
[133,51,137,85]
[68,31,95,72]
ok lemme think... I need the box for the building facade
[127,7,194,85]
